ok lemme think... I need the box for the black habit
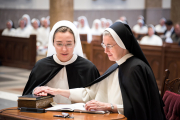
[86,22,165,120]
[23,56,100,95]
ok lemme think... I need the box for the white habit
[69,53,133,114]
[46,54,78,104]
[2,28,16,36]
[155,24,166,33]
[133,24,148,34]
[140,35,163,46]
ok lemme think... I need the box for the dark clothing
[87,56,165,120]
[23,55,100,95]
[171,33,180,43]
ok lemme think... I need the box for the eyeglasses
[101,43,117,49]
[56,43,74,48]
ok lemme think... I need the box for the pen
[53,115,74,119]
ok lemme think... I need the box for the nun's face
[20,20,25,29]
[95,23,99,29]
[6,22,12,30]
[33,21,38,29]
[53,31,75,62]
[80,19,84,28]
[103,35,127,61]
[148,27,154,37]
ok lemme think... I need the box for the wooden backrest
[0,35,36,69]
[92,35,102,43]
[161,69,170,97]
[161,69,180,97]
[80,34,87,42]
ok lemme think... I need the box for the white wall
[0,0,171,10]
[0,0,145,10]
[0,0,49,9]
[162,0,171,8]
[74,0,145,10]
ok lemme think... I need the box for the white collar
[53,54,77,65]
[116,53,133,65]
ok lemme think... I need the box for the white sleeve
[117,105,124,114]
[69,83,100,103]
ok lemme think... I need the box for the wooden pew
[90,42,180,91]
[140,45,164,90]
[0,35,36,69]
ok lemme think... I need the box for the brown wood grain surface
[0,107,127,120]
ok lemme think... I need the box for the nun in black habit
[35,21,165,120]
[22,20,100,104]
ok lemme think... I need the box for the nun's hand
[34,86,58,96]
[85,100,111,111]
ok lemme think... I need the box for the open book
[45,103,106,114]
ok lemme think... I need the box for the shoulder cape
[23,56,100,95]
[86,56,165,120]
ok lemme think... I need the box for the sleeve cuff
[69,88,85,102]
[117,105,124,114]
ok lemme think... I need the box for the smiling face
[103,34,127,61]
[53,31,75,62]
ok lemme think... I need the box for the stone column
[144,0,162,25]
[50,0,74,29]
[171,0,180,24]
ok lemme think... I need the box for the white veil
[47,20,84,57]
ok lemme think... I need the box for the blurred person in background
[140,24,163,46]
[2,20,16,36]
[119,16,128,24]
[15,18,30,38]
[22,14,33,31]
[133,19,148,34]
[91,19,102,36]
[106,19,113,28]
[100,18,107,33]
[78,16,92,43]
[155,18,167,33]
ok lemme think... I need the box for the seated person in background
[30,18,42,46]
[40,17,45,28]
[119,16,128,24]
[2,20,16,36]
[91,19,102,36]
[34,21,165,120]
[170,23,180,43]
[22,14,33,31]
[100,18,107,33]
[140,24,163,46]
[78,16,92,43]
[31,18,40,35]
[155,18,167,33]
[22,20,100,104]
[133,19,148,34]
[15,18,30,38]
[164,20,175,38]
[105,19,113,28]
[38,18,50,47]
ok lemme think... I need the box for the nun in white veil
[23,20,100,104]
[91,19,102,36]
[100,18,107,33]
[22,14,33,31]
[2,20,16,36]
[78,16,92,43]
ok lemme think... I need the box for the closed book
[18,97,54,109]
[18,94,54,100]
